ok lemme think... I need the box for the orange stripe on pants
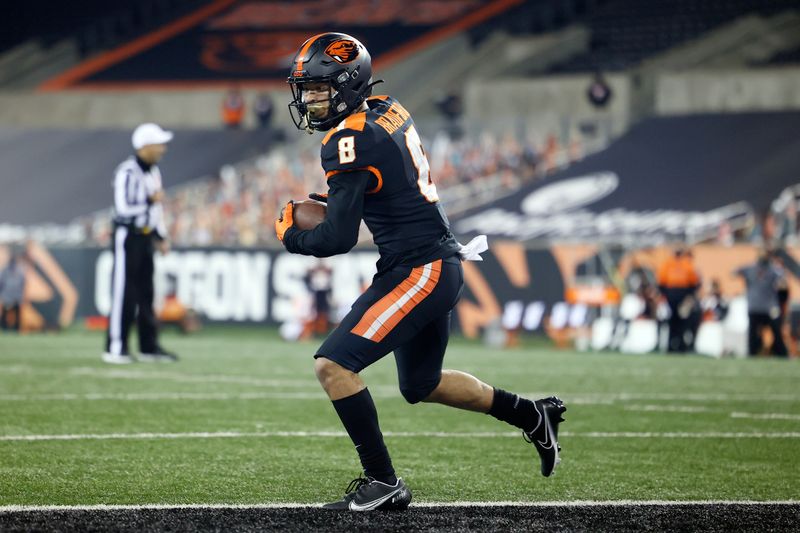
[351,260,442,342]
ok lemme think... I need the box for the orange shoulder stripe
[321,112,367,145]
[321,129,337,146]
[345,112,366,131]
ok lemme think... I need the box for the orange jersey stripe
[325,165,383,194]
[351,260,442,342]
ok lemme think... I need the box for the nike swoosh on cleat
[537,426,554,450]
[347,488,402,511]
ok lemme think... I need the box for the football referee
[103,123,178,364]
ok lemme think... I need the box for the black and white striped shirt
[112,156,167,238]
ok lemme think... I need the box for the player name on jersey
[375,102,411,135]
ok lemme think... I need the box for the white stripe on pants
[108,226,128,355]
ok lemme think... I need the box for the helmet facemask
[288,66,369,133]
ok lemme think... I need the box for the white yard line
[730,412,800,421]
[624,404,713,413]
[3,430,800,442]
[1,500,798,513]
[0,392,328,401]
[67,367,318,388]
[5,365,799,402]
[2,391,799,403]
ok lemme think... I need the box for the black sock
[332,388,397,485]
[488,387,540,433]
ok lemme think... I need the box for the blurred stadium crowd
[78,126,575,248]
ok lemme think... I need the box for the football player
[275,32,566,511]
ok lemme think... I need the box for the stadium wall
[464,73,631,138]
[0,88,286,128]
[655,68,800,114]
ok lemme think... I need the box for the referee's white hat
[132,123,174,150]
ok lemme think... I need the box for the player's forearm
[283,171,367,257]
[284,220,358,257]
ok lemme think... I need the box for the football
[292,200,327,230]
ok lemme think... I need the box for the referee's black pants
[105,225,159,355]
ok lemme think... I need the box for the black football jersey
[319,95,460,272]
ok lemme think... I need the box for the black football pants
[105,226,159,355]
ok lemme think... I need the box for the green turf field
[1,328,799,506]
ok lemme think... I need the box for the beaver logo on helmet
[324,40,360,64]
[287,32,377,133]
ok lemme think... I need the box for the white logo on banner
[521,172,619,215]
[454,171,752,243]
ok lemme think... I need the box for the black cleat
[139,347,179,362]
[322,477,412,511]
[523,396,566,477]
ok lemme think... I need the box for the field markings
[1,500,798,513]
[731,412,800,421]
[0,392,329,401]
[624,404,713,413]
[2,391,799,404]
[4,365,800,402]
[3,430,800,442]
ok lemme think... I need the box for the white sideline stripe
[3,430,800,442]
[1,500,798,513]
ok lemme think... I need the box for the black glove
[308,192,328,203]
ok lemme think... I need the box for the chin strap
[366,79,384,93]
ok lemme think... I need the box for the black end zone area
[1,504,798,532]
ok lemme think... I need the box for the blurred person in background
[221,86,245,129]
[254,91,274,130]
[103,123,178,364]
[701,279,728,322]
[277,32,564,511]
[303,259,333,339]
[625,257,658,319]
[737,249,788,357]
[435,90,463,140]
[657,247,701,352]
[0,251,26,332]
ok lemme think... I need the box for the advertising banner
[6,242,800,340]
